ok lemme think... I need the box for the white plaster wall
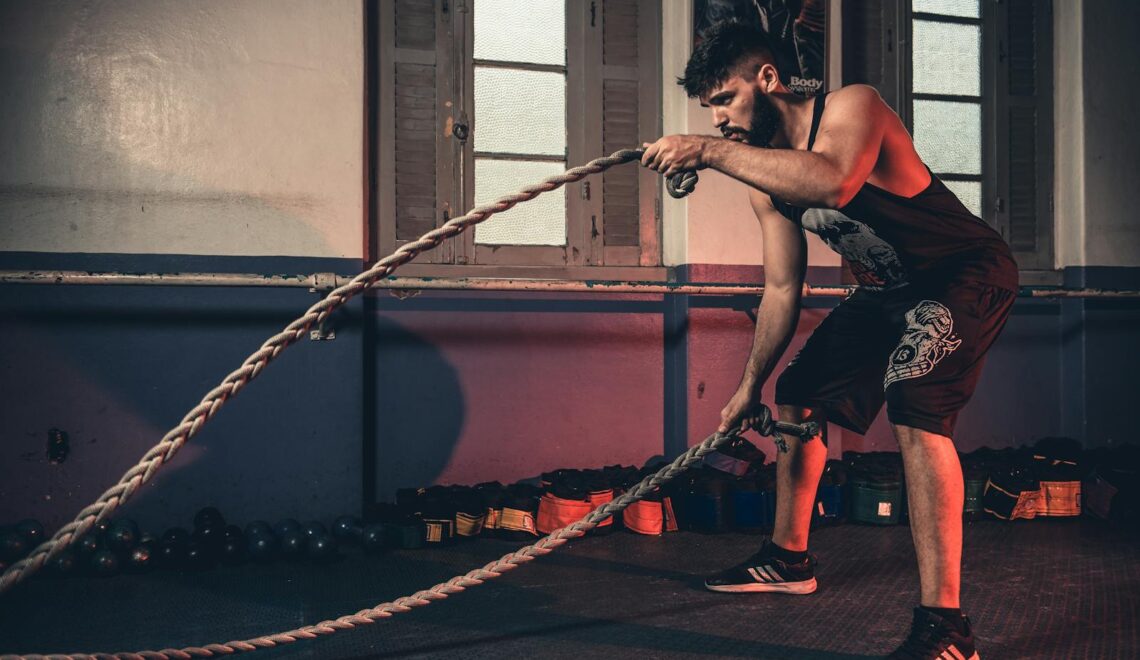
[1055,0,1140,269]
[661,0,691,267]
[1078,0,1140,267]
[0,0,363,258]
[1053,0,1085,268]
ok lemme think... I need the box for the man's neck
[768,93,817,151]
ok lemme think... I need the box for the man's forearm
[738,290,802,393]
[703,138,846,208]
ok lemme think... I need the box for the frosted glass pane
[913,21,980,96]
[475,159,566,245]
[474,0,565,65]
[913,100,981,174]
[475,67,565,155]
[912,0,980,18]
[944,180,982,217]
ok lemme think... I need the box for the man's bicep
[750,191,806,294]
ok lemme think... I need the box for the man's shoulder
[830,84,883,102]
[823,85,884,115]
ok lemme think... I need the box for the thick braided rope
[0,149,696,596]
[1,429,743,660]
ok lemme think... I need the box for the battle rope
[0,148,683,596]
[0,152,800,659]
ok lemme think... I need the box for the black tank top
[770,93,1019,293]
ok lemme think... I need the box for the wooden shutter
[997,0,1053,270]
[379,0,458,264]
[598,0,660,266]
[842,0,902,113]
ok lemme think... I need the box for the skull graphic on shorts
[883,300,963,388]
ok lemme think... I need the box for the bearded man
[641,20,1018,660]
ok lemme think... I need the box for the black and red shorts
[774,279,1017,439]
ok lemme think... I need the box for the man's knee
[891,422,954,449]
[778,404,827,445]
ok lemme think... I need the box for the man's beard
[745,91,781,146]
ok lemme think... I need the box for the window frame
[374,0,664,280]
[902,6,988,220]
[850,0,1056,283]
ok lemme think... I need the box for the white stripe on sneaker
[747,567,766,583]
[758,565,779,582]
[947,645,967,660]
[704,576,817,594]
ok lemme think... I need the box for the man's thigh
[883,281,1017,438]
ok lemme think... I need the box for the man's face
[702,76,781,147]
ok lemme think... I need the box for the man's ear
[758,62,780,92]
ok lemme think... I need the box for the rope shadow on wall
[371,315,465,502]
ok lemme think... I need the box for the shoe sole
[704,577,818,594]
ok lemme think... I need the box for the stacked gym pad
[980,437,1085,520]
[5,437,1139,579]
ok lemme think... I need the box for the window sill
[384,263,669,282]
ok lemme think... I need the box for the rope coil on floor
[0,152,802,659]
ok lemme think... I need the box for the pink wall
[374,302,666,497]
[371,293,907,501]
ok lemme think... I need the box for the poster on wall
[693,0,827,96]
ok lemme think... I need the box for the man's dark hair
[679,20,777,99]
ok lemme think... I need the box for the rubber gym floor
[2,519,1137,659]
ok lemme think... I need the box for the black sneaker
[703,540,817,594]
[886,607,979,660]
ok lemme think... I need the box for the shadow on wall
[0,285,365,531]
[372,316,465,501]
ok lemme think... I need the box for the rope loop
[666,171,699,199]
[753,403,775,437]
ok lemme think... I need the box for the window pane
[912,0,980,18]
[913,21,980,96]
[943,180,982,217]
[474,0,565,65]
[475,159,566,245]
[913,100,981,174]
[474,67,565,156]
